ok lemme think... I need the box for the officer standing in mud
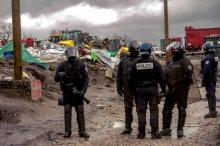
[201,43,218,118]
[160,42,194,138]
[129,42,166,139]
[54,47,89,138]
[117,40,140,135]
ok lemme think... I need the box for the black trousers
[205,80,217,112]
[64,104,86,133]
[162,86,189,130]
[136,91,159,134]
[123,86,137,129]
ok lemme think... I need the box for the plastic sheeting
[27,47,42,57]
[0,42,48,69]
[91,49,119,69]
[26,43,67,63]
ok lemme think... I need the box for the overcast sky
[0,0,220,45]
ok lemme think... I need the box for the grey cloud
[0,0,145,19]
[1,0,220,46]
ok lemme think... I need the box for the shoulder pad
[120,57,129,63]
[181,58,191,64]
[181,58,193,70]
[135,58,142,63]
[62,60,70,66]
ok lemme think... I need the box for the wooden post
[164,0,170,61]
[12,0,22,80]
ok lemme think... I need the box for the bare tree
[0,23,12,41]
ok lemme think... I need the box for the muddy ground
[0,59,220,146]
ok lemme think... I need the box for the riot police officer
[129,42,166,139]
[201,43,218,118]
[160,42,193,138]
[117,40,140,135]
[54,47,89,138]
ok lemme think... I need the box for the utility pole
[164,0,170,61]
[12,0,22,80]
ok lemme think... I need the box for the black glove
[72,88,78,94]
[201,82,206,87]
[161,90,166,97]
[117,88,123,96]
[79,91,85,97]
[58,72,66,78]
[156,89,166,104]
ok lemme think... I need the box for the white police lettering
[136,63,153,70]
[205,60,209,65]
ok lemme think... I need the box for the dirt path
[0,83,220,146]
[0,59,220,146]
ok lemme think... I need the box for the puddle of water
[171,126,199,138]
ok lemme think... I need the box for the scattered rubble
[0,35,220,145]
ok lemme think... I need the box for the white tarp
[27,43,67,63]
[27,47,42,57]
[92,49,119,69]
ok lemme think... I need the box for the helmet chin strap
[130,51,139,57]
[141,54,150,58]
[172,52,184,61]
[205,50,215,55]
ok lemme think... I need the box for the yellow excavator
[58,30,94,49]
[48,34,61,44]
[58,30,80,47]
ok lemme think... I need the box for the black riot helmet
[140,42,153,56]
[203,42,215,55]
[128,40,140,56]
[167,42,185,60]
[65,46,79,62]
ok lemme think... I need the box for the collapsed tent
[91,49,119,68]
[38,43,66,63]
[0,42,48,69]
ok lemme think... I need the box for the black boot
[151,128,161,139]
[177,107,186,138]
[151,131,162,139]
[177,129,185,138]
[150,109,161,139]
[121,128,132,135]
[63,131,71,138]
[161,107,172,136]
[205,94,217,118]
[160,128,172,136]
[76,105,90,138]
[121,107,133,135]
[137,132,145,139]
[79,131,90,138]
[137,115,146,139]
[204,111,217,118]
[64,105,72,138]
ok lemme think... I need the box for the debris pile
[0,31,167,100]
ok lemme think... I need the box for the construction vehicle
[48,34,61,44]
[58,30,96,49]
[58,30,82,47]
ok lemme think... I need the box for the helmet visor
[65,47,79,58]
